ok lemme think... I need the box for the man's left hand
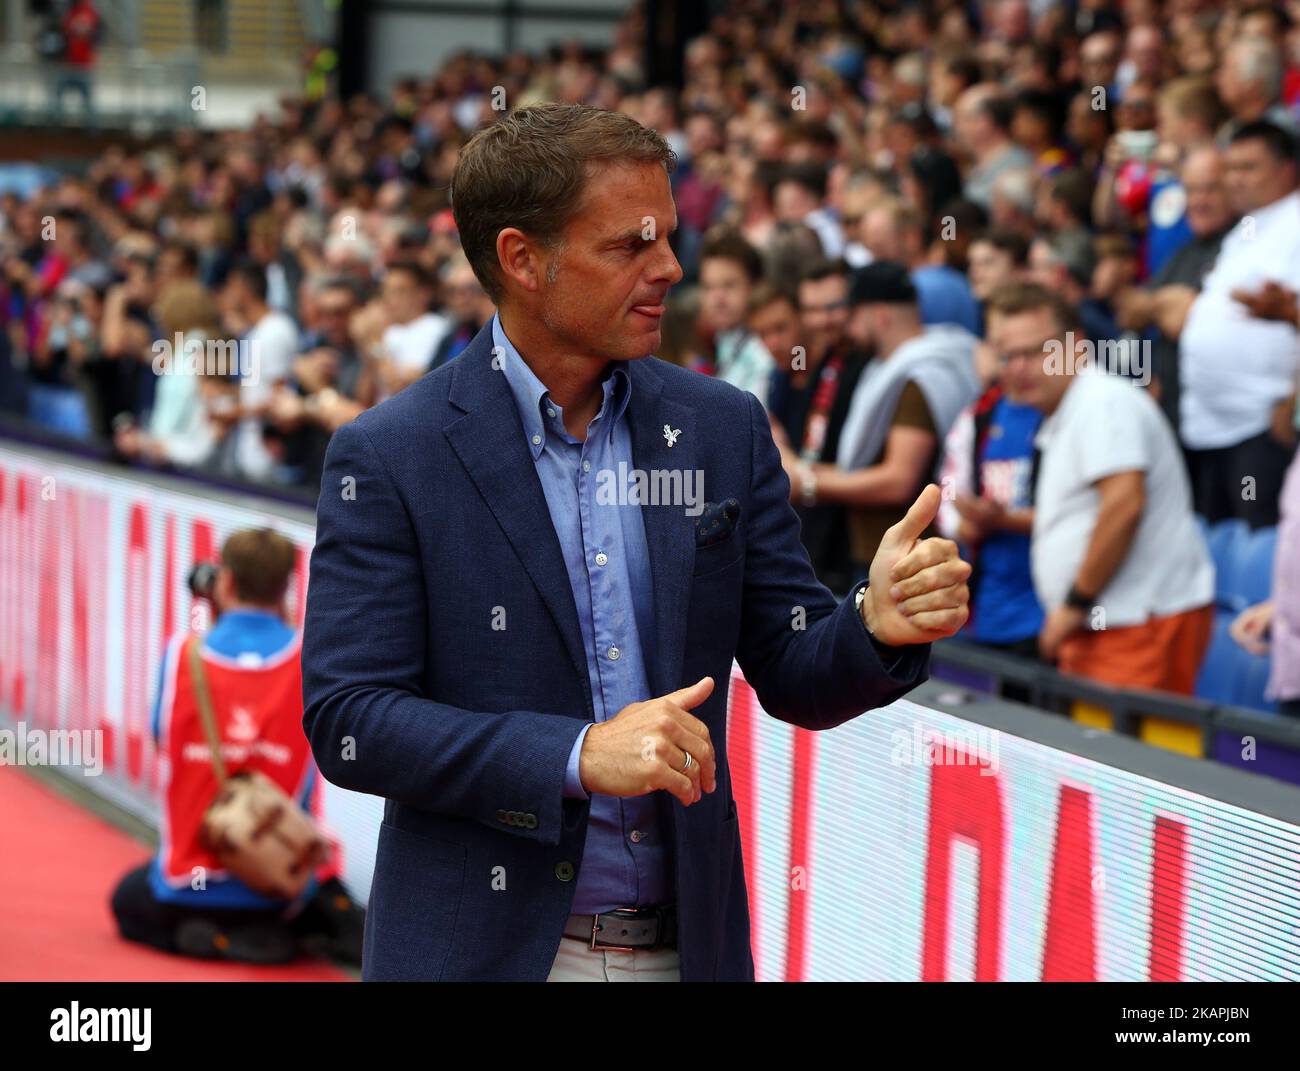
[862,484,971,646]
[1231,280,1299,325]
[1038,604,1087,662]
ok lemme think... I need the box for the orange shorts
[1057,604,1214,695]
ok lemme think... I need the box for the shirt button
[531,434,541,446]
[595,551,608,567]
[630,829,643,843]
[546,407,556,418]
[582,460,591,472]
[607,645,620,661]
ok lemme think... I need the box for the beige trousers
[546,924,681,981]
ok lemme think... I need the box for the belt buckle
[591,906,655,952]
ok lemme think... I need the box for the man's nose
[654,242,684,285]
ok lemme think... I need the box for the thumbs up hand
[861,484,972,647]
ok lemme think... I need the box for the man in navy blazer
[302,103,971,981]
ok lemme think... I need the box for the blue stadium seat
[1195,608,1279,714]
[1238,525,1278,608]
[1233,645,1277,714]
[1196,609,1240,705]
[1206,519,1250,613]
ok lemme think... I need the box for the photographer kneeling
[110,528,363,966]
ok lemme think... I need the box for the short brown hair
[450,103,677,302]
[700,227,764,283]
[984,281,1080,336]
[156,280,219,338]
[748,280,798,316]
[221,528,296,607]
[1159,76,1226,132]
[972,227,1030,266]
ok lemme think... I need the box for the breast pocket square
[695,498,741,548]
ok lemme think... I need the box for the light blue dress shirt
[493,313,671,913]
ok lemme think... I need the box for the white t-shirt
[1032,369,1214,627]
[1179,190,1300,449]
[237,310,299,481]
[383,312,452,372]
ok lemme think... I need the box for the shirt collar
[208,608,290,641]
[491,312,632,460]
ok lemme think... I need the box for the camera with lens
[188,561,221,602]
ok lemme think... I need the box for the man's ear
[496,227,541,295]
[214,566,235,609]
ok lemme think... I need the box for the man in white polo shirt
[989,282,1214,693]
[376,260,451,400]
[1179,121,1300,527]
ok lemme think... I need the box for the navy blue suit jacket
[302,325,929,981]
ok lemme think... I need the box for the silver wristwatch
[855,584,873,635]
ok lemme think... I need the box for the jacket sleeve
[302,419,587,846]
[734,392,929,730]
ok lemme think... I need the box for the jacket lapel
[627,358,697,699]
[443,336,699,707]
[443,330,590,693]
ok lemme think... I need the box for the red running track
[0,765,350,981]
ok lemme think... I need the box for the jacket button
[524,813,538,829]
[496,809,509,824]
[555,861,575,881]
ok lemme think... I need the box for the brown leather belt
[561,904,678,951]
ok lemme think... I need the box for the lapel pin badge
[663,424,681,448]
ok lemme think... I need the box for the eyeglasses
[996,340,1055,366]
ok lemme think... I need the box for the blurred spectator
[773,162,844,257]
[114,280,228,469]
[1179,122,1300,527]
[861,197,981,332]
[1035,168,1093,241]
[1115,145,1233,434]
[810,262,979,576]
[27,277,98,437]
[1027,229,1119,343]
[928,51,982,134]
[937,303,1044,657]
[697,228,776,405]
[429,254,495,371]
[269,276,373,490]
[991,283,1213,692]
[1065,89,1115,177]
[46,0,101,126]
[1089,234,1140,338]
[218,261,299,482]
[1011,89,1072,176]
[1216,36,1300,141]
[967,228,1030,307]
[1142,77,1226,276]
[1231,451,1300,718]
[954,85,1034,210]
[375,260,451,398]
[768,261,865,595]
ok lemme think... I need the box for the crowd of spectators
[3,0,1300,708]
